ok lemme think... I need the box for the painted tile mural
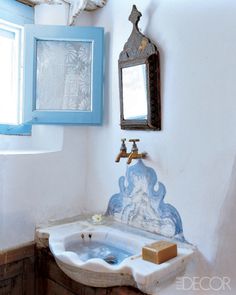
[106,160,185,242]
[36,40,92,111]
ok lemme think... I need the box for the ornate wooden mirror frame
[118,5,161,130]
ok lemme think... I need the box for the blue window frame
[0,0,33,135]
[0,0,33,25]
[24,25,104,125]
[0,2,104,135]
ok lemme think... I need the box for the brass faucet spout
[127,153,134,165]
[116,138,130,162]
[115,151,130,162]
[116,138,147,164]
[115,151,123,162]
[127,152,146,165]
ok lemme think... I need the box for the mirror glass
[36,40,92,111]
[122,64,147,120]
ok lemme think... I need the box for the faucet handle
[129,139,139,152]
[120,138,127,152]
[129,139,140,143]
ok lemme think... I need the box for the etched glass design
[36,40,92,111]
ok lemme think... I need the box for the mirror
[118,5,161,130]
[122,64,147,120]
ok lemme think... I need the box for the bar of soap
[142,241,177,264]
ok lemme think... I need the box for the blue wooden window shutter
[23,25,104,125]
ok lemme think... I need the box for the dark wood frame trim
[118,5,161,130]
[0,243,36,294]
[0,242,35,266]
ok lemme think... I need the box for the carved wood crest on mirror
[118,5,161,130]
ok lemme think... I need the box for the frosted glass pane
[36,40,92,111]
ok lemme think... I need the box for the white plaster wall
[0,3,89,250]
[1,0,236,293]
[0,127,88,249]
[77,0,236,293]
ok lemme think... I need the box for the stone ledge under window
[0,149,61,155]
[0,125,64,155]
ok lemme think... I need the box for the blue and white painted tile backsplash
[106,160,185,242]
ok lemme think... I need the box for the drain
[103,255,118,265]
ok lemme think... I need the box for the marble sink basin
[37,219,194,294]
[50,228,145,272]
[63,231,140,265]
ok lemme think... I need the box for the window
[0,21,22,125]
[0,0,33,135]
[0,2,104,134]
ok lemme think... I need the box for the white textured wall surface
[0,127,88,249]
[1,0,236,293]
[0,4,89,250]
[77,0,236,293]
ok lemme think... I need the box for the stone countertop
[35,214,195,250]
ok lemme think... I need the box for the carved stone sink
[36,160,196,294]
[37,220,194,294]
